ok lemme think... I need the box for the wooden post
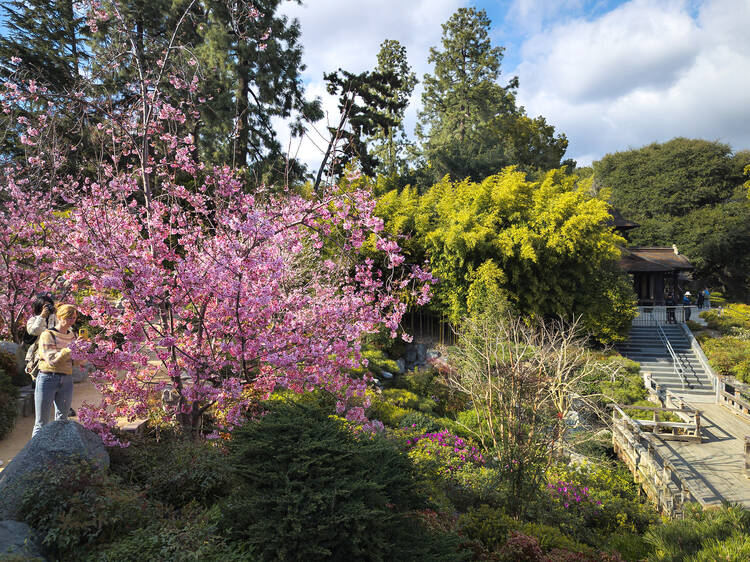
[681,484,691,505]
[694,411,701,439]
[745,436,750,479]
[663,463,672,486]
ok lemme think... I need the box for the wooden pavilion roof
[619,247,694,273]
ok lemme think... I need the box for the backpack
[25,329,56,382]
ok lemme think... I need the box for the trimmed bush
[644,504,750,562]
[702,336,750,383]
[18,458,156,561]
[0,358,19,439]
[218,402,464,561]
[90,507,243,562]
[400,410,441,432]
[367,397,411,428]
[459,504,514,551]
[109,437,234,508]
[701,304,750,335]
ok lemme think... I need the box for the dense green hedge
[219,402,464,561]
[0,352,19,439]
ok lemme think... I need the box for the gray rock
[0,520,46,560]
[0,340,25,379]
[564,409,581,428]
[0,421,109,520]
[0,340,20,356]
[72,361,94,383]
[415,344,427,365]
[380,371,394,380]
[404,347,417,364]
[426,349,441,361]
[396,359,406,374]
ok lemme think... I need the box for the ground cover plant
[697,304,750,383]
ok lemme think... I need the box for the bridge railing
[612,405,703,517]
[632,306,696,326]
[656,323,688,390]
[680,323,721,399]
[611,402,701,442]
[612,404,700,517]
[718,378,750,421]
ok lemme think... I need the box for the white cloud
[507,0,584,33]
[275,0,465,171]
[513,0,750,164]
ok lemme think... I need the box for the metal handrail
[680,323,720,399]
[656,323,689,390]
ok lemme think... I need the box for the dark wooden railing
[612,404,704,517]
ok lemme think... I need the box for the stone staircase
[617,325,716,402]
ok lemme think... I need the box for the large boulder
[0,421,109,520]
[0,520,46,560]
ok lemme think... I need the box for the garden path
[651,403,750,507]
[0,380,101,471]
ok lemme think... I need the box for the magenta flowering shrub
[546,480,602,510]
[405,429,485,475]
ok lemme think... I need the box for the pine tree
[417,8,569,184]
[368,39,417,178]
[195,0,322,180]
[0,0,87,89]
[315,68,406,190]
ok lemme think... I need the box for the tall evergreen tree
[594,138,750,297]
[368,39,417,178]
[85,0,320,182]
[417,7,569,184]
[315,68,407,190]
[0,0,87,89]
[195,0,322,180]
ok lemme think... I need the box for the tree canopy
[368,39,417,179]
[593,138,750,297]
[416,8,571,186]
[376,168,636,342]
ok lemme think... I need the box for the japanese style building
[620,247,693,306]
[610,210,694,307]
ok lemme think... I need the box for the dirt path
[0,380,102,471]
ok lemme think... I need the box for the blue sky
[278,0,750,169]
[2,1,748,170]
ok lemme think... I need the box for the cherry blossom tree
[1,1,432,444]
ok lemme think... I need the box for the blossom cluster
[0,1,433,445]
[406,429,485,474]
[546,479,602,509]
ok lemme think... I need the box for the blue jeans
[32,372,74,437]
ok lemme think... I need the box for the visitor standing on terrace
[683,292,692,321]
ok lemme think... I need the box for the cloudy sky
[277,0,750,169]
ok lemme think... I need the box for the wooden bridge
[612,377,750,517]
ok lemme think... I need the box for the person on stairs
[666,292,676,323]
[31,304,79,438]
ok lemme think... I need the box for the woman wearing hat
[31,304,79,437]
[682,292,692,321]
